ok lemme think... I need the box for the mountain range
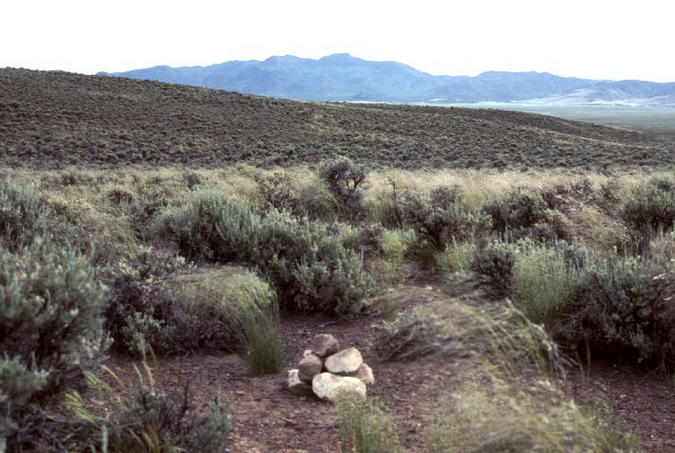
[97,53,675,106]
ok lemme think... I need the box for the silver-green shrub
[0,179,51,250]
[153,190,375,315]
[0,239,108,425]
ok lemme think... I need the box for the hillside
[1,67,673,168]
[98,53,675,106]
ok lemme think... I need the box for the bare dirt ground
[104,286,675,452]
[567,362,675,452]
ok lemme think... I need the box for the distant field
[439,103,675,135]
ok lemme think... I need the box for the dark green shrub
[471,241,516,298]
[257,172,298,213]
[128,182,179,240]
[484,188,566,241]
[340,223,385,257]
[153,190,259,262]
[319,158,369,221]
[106,187,134,205]
[102,246,188,354]
[182,171,203,189]
[557,256,674,366]
[0,239,108,428]
[401,185,489,251]
[108,385,230,452]
[153,191,375,315]
[65,366,232,453]
[296,179,340,221]
[254,211,375,314]
[0,179,51,250]
[106,248,284,363]
[622,176,674,241]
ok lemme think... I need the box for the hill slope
[98,53,675,106]
[1,68,672,168]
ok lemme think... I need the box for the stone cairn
[287,334,374,403]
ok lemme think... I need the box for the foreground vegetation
[0,162,672,451]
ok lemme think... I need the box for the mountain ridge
[97,53,675,106]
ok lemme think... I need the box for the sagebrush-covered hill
[1,68,672,168]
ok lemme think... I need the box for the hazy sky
[2,0,674,82]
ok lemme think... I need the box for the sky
[2,0,674,82]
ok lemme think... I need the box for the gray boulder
[310,334,340,358]
[354,363,375,385]
[287,369,312,394]
[298,353,323,382]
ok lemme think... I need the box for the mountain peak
[319,53,356,63]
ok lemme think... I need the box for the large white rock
[325,347,363,374]
[312,372,366,402]
[298,353,323,382]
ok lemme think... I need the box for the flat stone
[312,372,366,402]
[298,353,323,382]
[287,369,312,394]
[310,334,340,358]
[325,347,363,374]
[354,363,375,385]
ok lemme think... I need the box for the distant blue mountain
[97,53,675,106]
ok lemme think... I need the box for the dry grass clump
[373,298,566,379]
[427,383,637,453]
[365,168,672,218]
[160,267,284,373]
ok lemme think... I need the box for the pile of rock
[288,334,374,403]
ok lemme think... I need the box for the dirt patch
[566,361,675,452]
[102,286,674,452]
[103,287,466,452]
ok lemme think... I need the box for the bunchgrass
[512,243,580,329]
[228,298,285,374]
[427,385,637,453]
[337,397,401,453]
[374,298,566,380]
[435,241,476,274]
[379,229,407,283]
